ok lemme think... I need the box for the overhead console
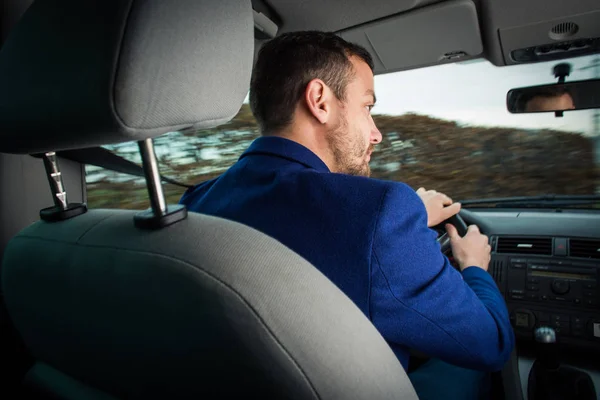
[480,0,600,66]
[337,0,483,74]
[498,10,600,65]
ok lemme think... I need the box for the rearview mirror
[506,78,600,114]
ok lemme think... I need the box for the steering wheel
[436,213,468,254]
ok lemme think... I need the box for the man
[181,31,514,398]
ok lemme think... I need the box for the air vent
[549,22,579,40]
[497,237,552,255]
[489,260,504,292]
[570,239,600,259]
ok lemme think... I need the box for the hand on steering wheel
[415,187,470,255]
[436,213,468,254]
[436,213,492,271]
[416,188,461,227]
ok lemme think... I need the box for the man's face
[326,56,382,177]
[525,92,575,112]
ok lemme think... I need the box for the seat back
[3,210,417,399]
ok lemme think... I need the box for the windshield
[85,54,600,209]
[370,54,599,202]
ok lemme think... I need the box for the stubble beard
[326,113,371,177]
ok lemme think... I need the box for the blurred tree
[86,104,597,209]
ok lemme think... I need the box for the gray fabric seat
[0,0,418,398]
[3,210,418,399]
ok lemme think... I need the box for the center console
[459,214,600,399]
[490,254,600,348]
[490,246,600,399]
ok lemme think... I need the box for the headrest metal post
[39,152,87,222]
[42,152,68,210]
[134,139,187,230]
[138,138,167,216]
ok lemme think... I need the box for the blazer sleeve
[369,182,515,372]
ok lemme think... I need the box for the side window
[85,104,259,209]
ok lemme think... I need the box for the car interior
[1,0,599,399]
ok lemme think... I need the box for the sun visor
[338,0,482,74]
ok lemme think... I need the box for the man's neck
[266,124,336,172]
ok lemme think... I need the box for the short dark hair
[249,31,374,135]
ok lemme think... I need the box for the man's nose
[370,124,382,145]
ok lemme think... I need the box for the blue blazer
[180,136,515,371]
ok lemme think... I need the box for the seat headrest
[0,0,254,154]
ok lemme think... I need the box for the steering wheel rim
[436,213,468,254]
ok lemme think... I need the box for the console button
[583,290,597,297]
[551,279,570,295]
[511,262,526,269]
[550,260,569,266]
[585,299,598,307]
[527,278,540,284]
[572,317,585,331]
[541,295,549,301]
[527,285,539,291]
[584,283,597,290]
[526,293,539,301]
[512,309,536,330]
[530,264,550,270]
[574,298,581,305]
[551,316,570,335]
[537,312,550,322]
[588,320,600,340]
[553,296,568,302]
[551,314,570,322]
[554,238,567,256]
[511,289,525,295]
[511,294,525,300]
[551,320,568,328]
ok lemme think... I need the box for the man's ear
[304,79,331,124]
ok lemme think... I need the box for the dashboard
[460,208,600,351]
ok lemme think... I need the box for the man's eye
[366,105,374,112]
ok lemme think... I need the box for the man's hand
[416,187,461,227]
[446,224,491,271]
